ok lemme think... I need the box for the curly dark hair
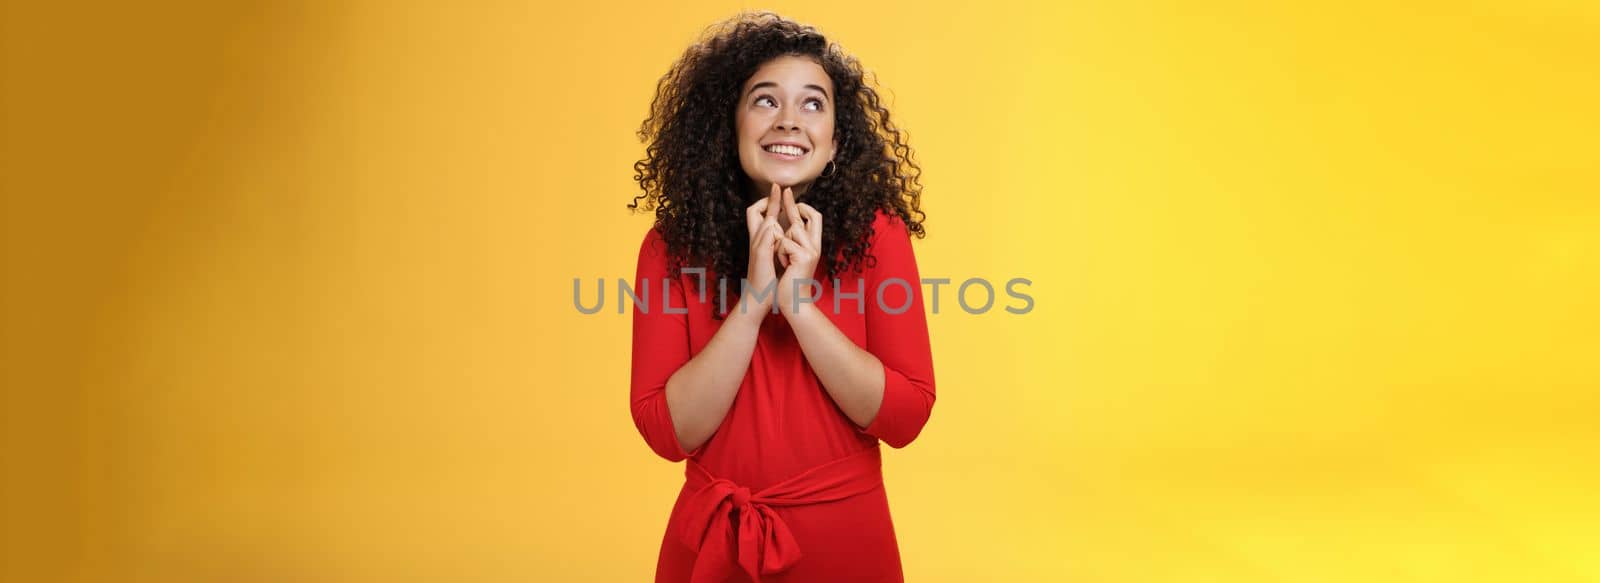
[629,11,925,303]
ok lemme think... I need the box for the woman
[629,12,935,582]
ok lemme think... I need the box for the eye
[754,96,777,108]
[803,98,825,112]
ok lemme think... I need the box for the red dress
[631,209,937,583]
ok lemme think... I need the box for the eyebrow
[745,81,830,100]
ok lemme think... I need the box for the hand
[741,183,785,317]
[775,186,823,316]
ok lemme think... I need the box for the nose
[774,116,799,132]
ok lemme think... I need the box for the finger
[772,222,789,267]
[755,221,777,251]
[797,203,823,245]
[760,212,779,237]
[767,222,785,252]
[746,198,770,235]
[778,236,809,263]
[782,187,801,228]
[786,223,811,251]
[765,183,782,222]
[759,193,780,229]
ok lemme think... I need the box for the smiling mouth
[763,144,808,158]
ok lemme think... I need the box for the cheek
[815,123,832,141]
[734,112,758,148]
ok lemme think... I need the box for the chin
[762,169,818,188]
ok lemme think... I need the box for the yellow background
[4,1,1597,581]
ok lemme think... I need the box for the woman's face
[735,55,837,198]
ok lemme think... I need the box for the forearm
[783,303,885,428]
[663,302,764,452]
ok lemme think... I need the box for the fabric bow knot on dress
[677,447,885,583]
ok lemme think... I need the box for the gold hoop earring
[820,160,837,178]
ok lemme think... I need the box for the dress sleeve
[629,227,698,462]
[860,211,937,448]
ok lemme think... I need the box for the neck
[748,179,811,202]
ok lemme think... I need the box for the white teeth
[764,144,805,156]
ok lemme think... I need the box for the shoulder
[635,224,672,271]
[862,207,920,274]
[868,208,912,247]
[638,224,667,253]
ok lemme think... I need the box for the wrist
[778,293,821,319]
[776,273,821,316]
[728,297,772,326]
